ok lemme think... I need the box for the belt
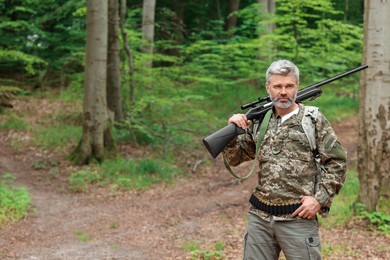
[249,194,301,215]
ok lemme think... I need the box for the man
[223,60,347,259]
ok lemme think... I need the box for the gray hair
[265,60,299,83]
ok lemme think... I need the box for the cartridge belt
[249,194,301,216]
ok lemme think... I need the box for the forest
[0,0,389,259]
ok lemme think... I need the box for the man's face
[266,74,298,109]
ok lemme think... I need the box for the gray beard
[270,92,298,109]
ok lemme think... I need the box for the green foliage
[307,84,359,121]
[235,3,267,38]
[0,0,86,84]
[0,173,31,226]
[69,170,100,192]
[270,0,363,83]
[0,85,29,95]
[0,49,47,75]
[182,240,224,260]
[354,203,390,235]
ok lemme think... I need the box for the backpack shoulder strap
[302,106,326,197]
[302,106,319,154]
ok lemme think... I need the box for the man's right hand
[228,114,251,129]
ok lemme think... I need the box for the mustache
[274,97,294,102]
[270,96,295,103]
[269,93,297,108]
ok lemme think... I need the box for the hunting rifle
[203,64,368,158]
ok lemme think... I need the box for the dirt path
[0,104,389,259]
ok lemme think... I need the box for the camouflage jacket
[223,103,347,220]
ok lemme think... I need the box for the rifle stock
[203,64,368,158]
[202,123,245,159]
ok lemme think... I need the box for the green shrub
[354,202,390,235]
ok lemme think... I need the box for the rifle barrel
[245,64,368,121]
[298,64,368,95]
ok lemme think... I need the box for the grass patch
[0,173,31,226]
[31,124,81,150]
[74,230,93,242]
[322,242,361,259]
[0,113,27,131]
[68,156,181,192]
[100,156,181,190]
[309,92,358,122]
[182,240,224,260]
[320,170,359,228]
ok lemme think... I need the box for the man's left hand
[291,196,322,219]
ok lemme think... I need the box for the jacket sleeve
[314,112,347,209]
[222,127,256,166]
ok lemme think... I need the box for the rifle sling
[223,109,273,180]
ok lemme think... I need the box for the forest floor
[0,96,389,260]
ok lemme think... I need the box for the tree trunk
[357,0,390,211]
[72,0,114,164]
[107,0,124,121]
[211,0,221,20]
[344,0,349,21]
[258,0,275,32]
[119,0,136,108]
[225,0,240,33]
[142,0,156,67]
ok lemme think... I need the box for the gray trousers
[243,213,322,260]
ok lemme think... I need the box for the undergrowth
[0,173,31,226]
[68,156,181,192]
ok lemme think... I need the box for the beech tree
[119,0,136,107]
[225,0,240,33]
[142,0,156,68]
[357,0,390,211]
[72,0,114,164]
[258,0,275,32]
[107,0,124,121]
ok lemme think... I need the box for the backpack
[223,105,322,188]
